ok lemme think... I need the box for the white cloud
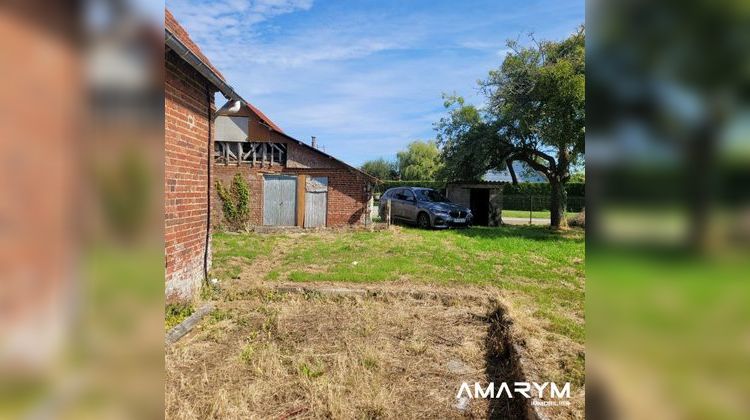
[171,0,583,165]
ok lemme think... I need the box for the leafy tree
[396,140,444,180]
[435,94,508,181]
[436,28,584,228]
[570,171,585,183]
[360,158,398,180]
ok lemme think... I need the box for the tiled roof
[165,9,225,82]
[167,9,283,133]
[245,102,284,133]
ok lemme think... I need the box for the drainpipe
[203,86,212,285]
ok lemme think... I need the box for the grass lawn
[174,225,585,418]
[213,225,585,353]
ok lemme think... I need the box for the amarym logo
[456,382,571,399]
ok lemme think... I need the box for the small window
[402,190,415,201]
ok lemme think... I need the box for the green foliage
[435,94,504,181]
[396,140,444,180]
[570,171,585,183]
[360,158,399,180]
[96,149,152,239]
[240,344,255,364]
[165,302,194,330]
[435,28,584,227]
[298,362,325,379]
[216,173,250,230]
[503,182,584,197]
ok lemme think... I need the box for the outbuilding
[445,181,504,226]
[212,102,378,228]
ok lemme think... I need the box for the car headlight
[433,211,449,218]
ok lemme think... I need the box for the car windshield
[415,189,449,203]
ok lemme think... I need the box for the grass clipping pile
[166,286,573,419]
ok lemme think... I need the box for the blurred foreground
[588,0,750,418]
[0,1,164,418]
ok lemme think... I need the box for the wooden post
[386,199,392,227]
[529,194,533,225]
[296,175,306,227]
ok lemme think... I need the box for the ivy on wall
[216,173,250,230]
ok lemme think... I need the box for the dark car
[378,187,473,229]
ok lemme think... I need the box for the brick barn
[165,10,244,299]
[212,103,378,228]
[165,9,376,299]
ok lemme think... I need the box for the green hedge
[503,194,586,212]
[503,182,585,197]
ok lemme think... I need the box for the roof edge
[165,28,240,101]
[270,129,379,183]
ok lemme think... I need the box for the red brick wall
[165,50,214,300]
[212,139,371,228]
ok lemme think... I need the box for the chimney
[311,136,317,149]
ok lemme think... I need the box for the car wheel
[417,212,431,229]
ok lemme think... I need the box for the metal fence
[503,194,585,216]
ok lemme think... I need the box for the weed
[208,308,231,324]
[165,302,193,330]
[239,344,255,364]
[361,356,379,370]
[298,362,325,379]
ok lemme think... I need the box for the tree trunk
[685,118,718,254]
[550,179,567,229]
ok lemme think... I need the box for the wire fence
[502,194,585,217]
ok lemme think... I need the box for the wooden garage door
[304,177,328,228]
[263,175,297,226]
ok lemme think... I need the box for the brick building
[165,9,375,299]
[165,10,243,299]
[212,102,377,228]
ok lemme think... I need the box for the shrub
[216,173,250,230]
[568,208,585,228]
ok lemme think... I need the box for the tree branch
[506,159,519,185]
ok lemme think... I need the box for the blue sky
[168,0,583,166]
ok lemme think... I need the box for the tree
[360,158,399,180]
[588,1,750,251]
[396,140,444,180]
[435,94,509,181]
[436,28,584,228]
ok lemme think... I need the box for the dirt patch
[166,283,580,419]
